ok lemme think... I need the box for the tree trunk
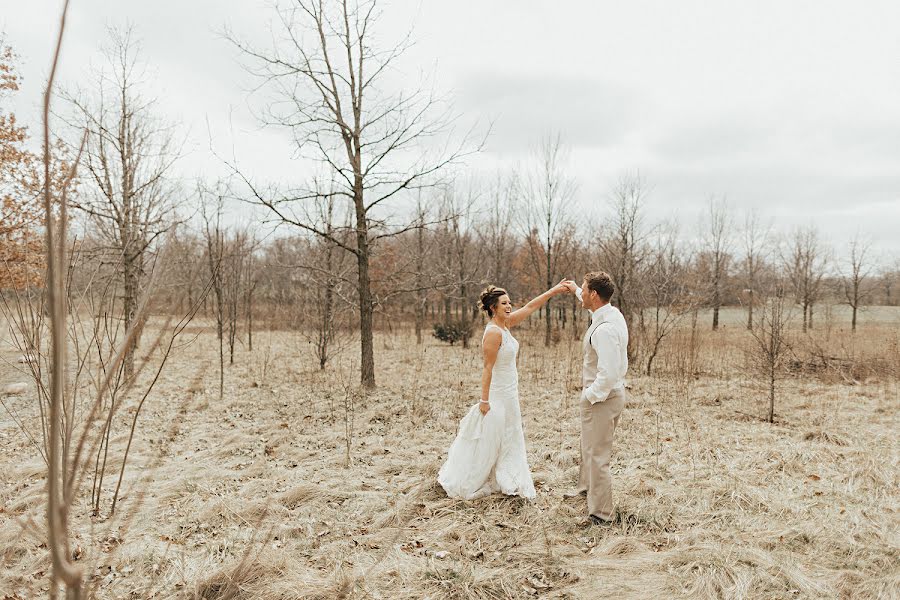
[122,252,139,380]
[460,281,469,349]
[646,348,658,377]
[355,219,375,388]
[544,258,552,346]
[247,294,253,352]
[802,303,808,333]
[228,300,237,365]
[573,297,580,340]
[217,315,224,402]
[851,304,857,332]
[320,281,333,370]
[712,278,720,331]
[415,224,424,345]
[415,301,423,345]
[767,363,775,423]
[746,289,754,330]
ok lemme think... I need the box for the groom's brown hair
[584,271,615,302]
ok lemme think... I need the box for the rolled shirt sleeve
[574,286,593,314]
[582,323,621,403]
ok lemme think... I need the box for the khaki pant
[577,388,625,520]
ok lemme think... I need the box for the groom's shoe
[588,515,614,527]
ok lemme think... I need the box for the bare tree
[65,26,179,379]
[642,222,696,376]
[200,183,228,400]
[521,133,576,346]
[442,181,480,348]
[783,226,828,333]
[17,6,202,592]
[226,0,478,387]
[881,258,899,306]
[740,208,770,330]
[601,172,649,318]
[242,242,261,351]
[40,8,87,593]
[841,233,873,332]
[411,193,430,344]
[224,227,256,364]
[164,230,204,315]
[702,196,732,330]
[388,189,459,345]
[748,286,792,423]
[479,171,518,288]
[303,194,353,369]
[337,361,358,467]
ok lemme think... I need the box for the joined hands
[556,278,579,295]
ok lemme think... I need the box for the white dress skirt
[438,323,536,500]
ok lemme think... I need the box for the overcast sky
[3,0,899,261]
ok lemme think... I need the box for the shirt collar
[591,303,614,324]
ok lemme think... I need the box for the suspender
[585,321,603,349]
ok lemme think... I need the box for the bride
[438,281,570,500]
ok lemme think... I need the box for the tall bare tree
[841,233,873,332]
[226,0,477,387]
[702,196,732,330]
[642,222,696,376]
[242,238,261,351]
[411,192,430,344]
[783,226,828,333]
[521,133,575,346]
[200,183,228,400]
[480,171,518,288]
[442,181,480,347]
[66,26,179,378]
[303,192,353,369]
[740,208,770,330]
[599,171,649,354]
[223,227,255,364]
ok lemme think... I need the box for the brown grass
[1,307,898,599]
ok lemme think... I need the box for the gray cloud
[456,72,641,154]
[5,0,899,258]
[649,116,779,166]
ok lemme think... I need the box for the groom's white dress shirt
[574,287,629,403]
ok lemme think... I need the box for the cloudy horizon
[3,0,899,265]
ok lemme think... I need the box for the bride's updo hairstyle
[479,285,508,318]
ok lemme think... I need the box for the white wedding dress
[438,323,536,500]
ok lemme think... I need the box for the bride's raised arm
[507,281,569,328]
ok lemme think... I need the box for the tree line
[2,2,898,396]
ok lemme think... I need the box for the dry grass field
[1,307,898,599]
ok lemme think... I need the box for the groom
[563,273,629,526]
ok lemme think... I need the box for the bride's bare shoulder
[482,325,503,346]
